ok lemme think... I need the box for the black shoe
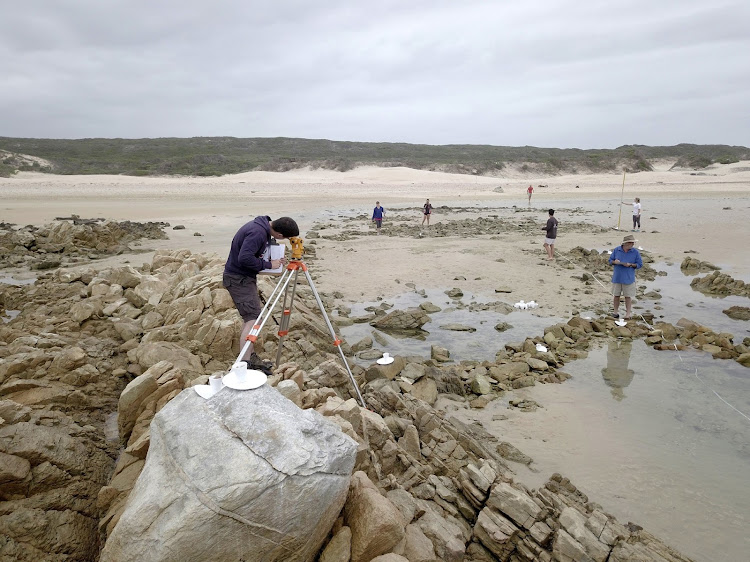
[248,353,273,375]
[610,312,620,318]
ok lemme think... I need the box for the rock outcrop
[0,244,713,561]
[680,256,719,273]
[370,308,430,331]
[0,219,168,270]
[101,385,356,561]
[0,400,116,561]
[690,270,750,297]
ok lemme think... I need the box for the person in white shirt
[622,197,641,231]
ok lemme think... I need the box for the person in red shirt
[527,185,534,204]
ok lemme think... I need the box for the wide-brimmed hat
[622,234,638,244]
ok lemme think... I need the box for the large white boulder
[101,384,357,562]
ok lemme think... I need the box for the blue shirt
[609,245,642,284]
[372,206,385,220]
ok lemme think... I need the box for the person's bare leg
[549,243,555,259]
[239,319,255,361]
[624,297,632,319]
[613,296,621,317]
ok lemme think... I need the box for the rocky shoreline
[1,219,748,560]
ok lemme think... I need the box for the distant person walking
[372,201,385,234]
[541,209,558,260]
[527,185,534,204]
[422,199,433,227]
[609,234,643,320]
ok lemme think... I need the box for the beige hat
[622,234,638,244]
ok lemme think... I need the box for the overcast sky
[2,0,748,148]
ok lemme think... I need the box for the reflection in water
[601,340,635,400]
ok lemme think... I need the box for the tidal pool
[337,287,564,363]
[0,275,36,286]
[642,262,750,337]
[450,341,750,562]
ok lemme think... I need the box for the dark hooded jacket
[224,216,273,278]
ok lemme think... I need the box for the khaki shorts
[223,273,261,322]
[612,282,636,298]
[544,237,556,245]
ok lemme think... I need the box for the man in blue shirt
[372,201,385,234]
[608,234,642,320]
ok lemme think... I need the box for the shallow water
[451,341,750,562]
[2,310,20,323]
[644,263,750,337]
[0,275,36,286]
[337,287,564,363]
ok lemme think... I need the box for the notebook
[258,242,285,275]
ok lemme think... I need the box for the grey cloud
[1,0,748,147]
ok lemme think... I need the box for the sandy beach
[2,163,750,561]
[2,162,749,313]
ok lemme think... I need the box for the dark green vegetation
[0,137,747,178]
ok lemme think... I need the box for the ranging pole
[615,169,626,230]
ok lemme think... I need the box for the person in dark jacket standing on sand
[541,208,558,260]
[372,201,385,234]
[422,199,433,227]
[223,215,299,371]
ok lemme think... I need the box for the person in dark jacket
[223,216,299,370]
[372,201,385,234]
[421,199,433,227]
[541,209,558,260]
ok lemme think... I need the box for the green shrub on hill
[717,155,739,165]
[674,155,713,169]
[0,137,747,178]
[0,162,16,178]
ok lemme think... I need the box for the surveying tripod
[234,237,366,408]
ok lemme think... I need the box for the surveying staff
[223,216,300,371]
[372,201,385,234]
[609,234,642,320]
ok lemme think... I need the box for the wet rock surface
[680,256,720,273]
[722,306,750,321]
[690,270,750,297]
[311,208,610,241]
